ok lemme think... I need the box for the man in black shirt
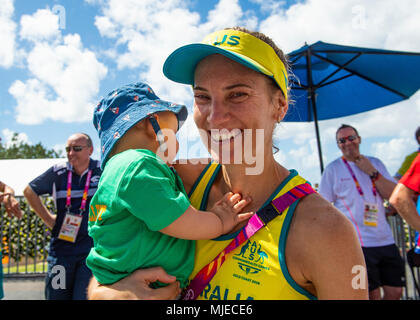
[24,133,102,300]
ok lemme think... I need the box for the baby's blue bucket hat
[93,82,188,169]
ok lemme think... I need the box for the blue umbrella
[284,41,420,173]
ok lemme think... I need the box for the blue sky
[1,0,420,185]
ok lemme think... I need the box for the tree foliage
[1,197,52,263]
[0,132,63,159]
[0,132,60,270]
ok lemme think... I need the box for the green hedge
[1,197,53,262]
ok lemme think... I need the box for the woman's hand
[88,267,181,300]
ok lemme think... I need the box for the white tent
[0,158,67,196]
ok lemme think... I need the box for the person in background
[0,180,23,219]
[0,180,23,300]
[385,127,419,217]
[319,124,404,300]
[23,133,102,300]
[390,152,420,252]
[394,126,420,180]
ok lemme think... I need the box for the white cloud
[91,0,420,122]
[9,79,53,124]
[87,0,420,181]
[94,15,117,38]
[92,0,201,107]
[84,0,106,5]
[259,0,420,53]
[340,97,420,139]
[1,128,30,146]
[288,138,321,169]
[19,9,60,42]
[0,0,17,68]
[10,8,108,125]
[274,122,315,145]
[203,0,244,31]
[53,143,66,156]
[249,0,286,14]
[274,148,287,165]
[176,114,210,160]
[372,137,417,172]
[91,0,260,107]
[255,0,420,180]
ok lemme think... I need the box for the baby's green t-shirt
[86,149,194,287]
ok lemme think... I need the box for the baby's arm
[160,192,253,240]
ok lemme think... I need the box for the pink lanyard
[182,182,315,300]
[342,157,377,198]
[66,169,93,215]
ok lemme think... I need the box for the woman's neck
[219,155,290,211]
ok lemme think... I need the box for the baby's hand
[210,192,254,234]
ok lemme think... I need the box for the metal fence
[1,196,50,279]
[1,197,420,299]
[388,214,420,299]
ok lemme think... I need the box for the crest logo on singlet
[232,240,269,283]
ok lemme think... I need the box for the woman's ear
[274,90,288,123]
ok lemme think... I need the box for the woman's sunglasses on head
[65,145,88,153]
[337,135,358,144]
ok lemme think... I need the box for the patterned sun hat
[93,82,188,169]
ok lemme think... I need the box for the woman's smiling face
[192,54,287,165]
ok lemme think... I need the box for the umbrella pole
[312,101,324,173]
[306,49,325,174]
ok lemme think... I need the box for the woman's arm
[289,194,368,300]
[88,267,181,300]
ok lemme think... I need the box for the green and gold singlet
[188,162,316,300]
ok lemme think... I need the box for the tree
[0,132,63,159]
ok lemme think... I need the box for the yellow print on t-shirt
[89,204,107,222]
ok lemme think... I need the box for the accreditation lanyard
[65,169,93,215]
[342,157,377,198]
[181,182,316,300]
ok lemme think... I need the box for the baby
[86,82,252,288]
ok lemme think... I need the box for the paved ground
[3,277,45,300]
[2,267,419,300]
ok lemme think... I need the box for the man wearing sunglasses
[23,133,102,300]
[319,124,404,300]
